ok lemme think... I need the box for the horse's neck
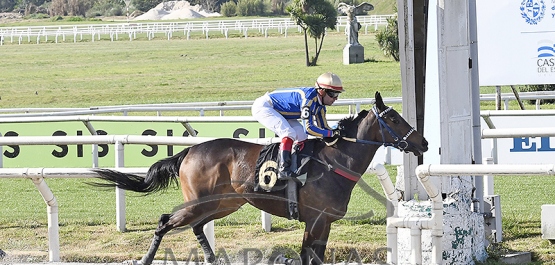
[339,141,380,174]
[342,113,382,173]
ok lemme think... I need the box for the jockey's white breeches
[251,94,308,142]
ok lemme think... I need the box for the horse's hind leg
[139,200,244,265]
[140,214,171,265]
[140,220,216,265]
[192,222,216,263]
[140,207,203,265]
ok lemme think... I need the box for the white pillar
[203,220,215,263]
[32,177,60,262]
[261,211,272,232]
[115,140,126,232]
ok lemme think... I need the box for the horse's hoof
[272,254,298,265]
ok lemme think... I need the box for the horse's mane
[336,110,369,137]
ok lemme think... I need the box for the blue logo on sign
[538,43,555,57]
[510,137,555,152]
[520,0,546,25]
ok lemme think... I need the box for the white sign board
[476,0,555,86]
[480,115,555,164]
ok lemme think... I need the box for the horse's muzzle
[406,138,428,156]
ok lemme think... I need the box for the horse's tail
[91,147,190,194]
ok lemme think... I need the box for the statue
[337,2,374,64]
[338,2,374,46]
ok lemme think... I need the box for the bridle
[338,105,417,152]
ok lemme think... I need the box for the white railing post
[483,157,494,196]
[115,140,126,232]
[261,211,272,232]
[203,220,215,263]
[31,176,60,262]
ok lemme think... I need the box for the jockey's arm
[303,106,334,138]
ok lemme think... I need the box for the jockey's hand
[333,129,345,137]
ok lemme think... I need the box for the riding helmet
[315,72,344,92]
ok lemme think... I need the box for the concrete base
[541,204,555,240]
[500,252,532,264]
[343,44,364,65]
[396,197,487,264]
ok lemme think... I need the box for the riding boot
[278,137,294,180]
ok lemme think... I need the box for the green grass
[0,24,554,264]
[0,172,392,263]
[0,30,400,112]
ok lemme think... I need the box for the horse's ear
[375,91,386,110]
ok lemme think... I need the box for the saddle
[254,138,363,192]
[254,138,363,220]
[254,140,316,193]
[254,140,318,220]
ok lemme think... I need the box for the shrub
[67,16,84,21]
[520,84,555,104]
[133,0,161,12]
[236,0,265,16]
[84,0,124,18]
[50,15,63,21]
[220,1,237,17]
[26,12,49,19]
[375,15,399,61]
[85,9,102,17]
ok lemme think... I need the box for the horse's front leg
[300,220,331,265]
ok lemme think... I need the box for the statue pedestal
[343,44,364,65]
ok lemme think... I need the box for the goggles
[325,90,341,98]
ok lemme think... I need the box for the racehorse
[91,91,428,265]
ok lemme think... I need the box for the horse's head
[336,92,428,156]
[369,91,428,156]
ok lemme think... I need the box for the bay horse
[92,91,428,265]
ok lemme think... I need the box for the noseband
[339,106,416,152]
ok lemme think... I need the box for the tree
[0,0,16,12]
[286,0,337,66]
[375,14,399,61]
[133,0,160,12]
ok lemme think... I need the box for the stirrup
[278,170,295,180]
[278,171,301,183]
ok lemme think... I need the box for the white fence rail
[2,126,555,261]
[395,163,555,265]
[1,92,554,117]
[2,98,555,262]
[0,135,282,262]
[0,15,394,45]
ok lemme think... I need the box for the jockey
[251,72,344,180]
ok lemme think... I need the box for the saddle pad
[254,143,282,192]
[253,140,316,192]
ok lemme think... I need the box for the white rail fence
[0,135,282,262]
[393,163,555,265]
[2,102,555,262]
[1,91,554,118]
[0,15,394,45]
[480,110,555,164]
[2,126,555,262]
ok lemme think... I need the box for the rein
[332,105,416,152]
[317,105,417,182]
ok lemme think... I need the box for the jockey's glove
[332,129,345,137]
